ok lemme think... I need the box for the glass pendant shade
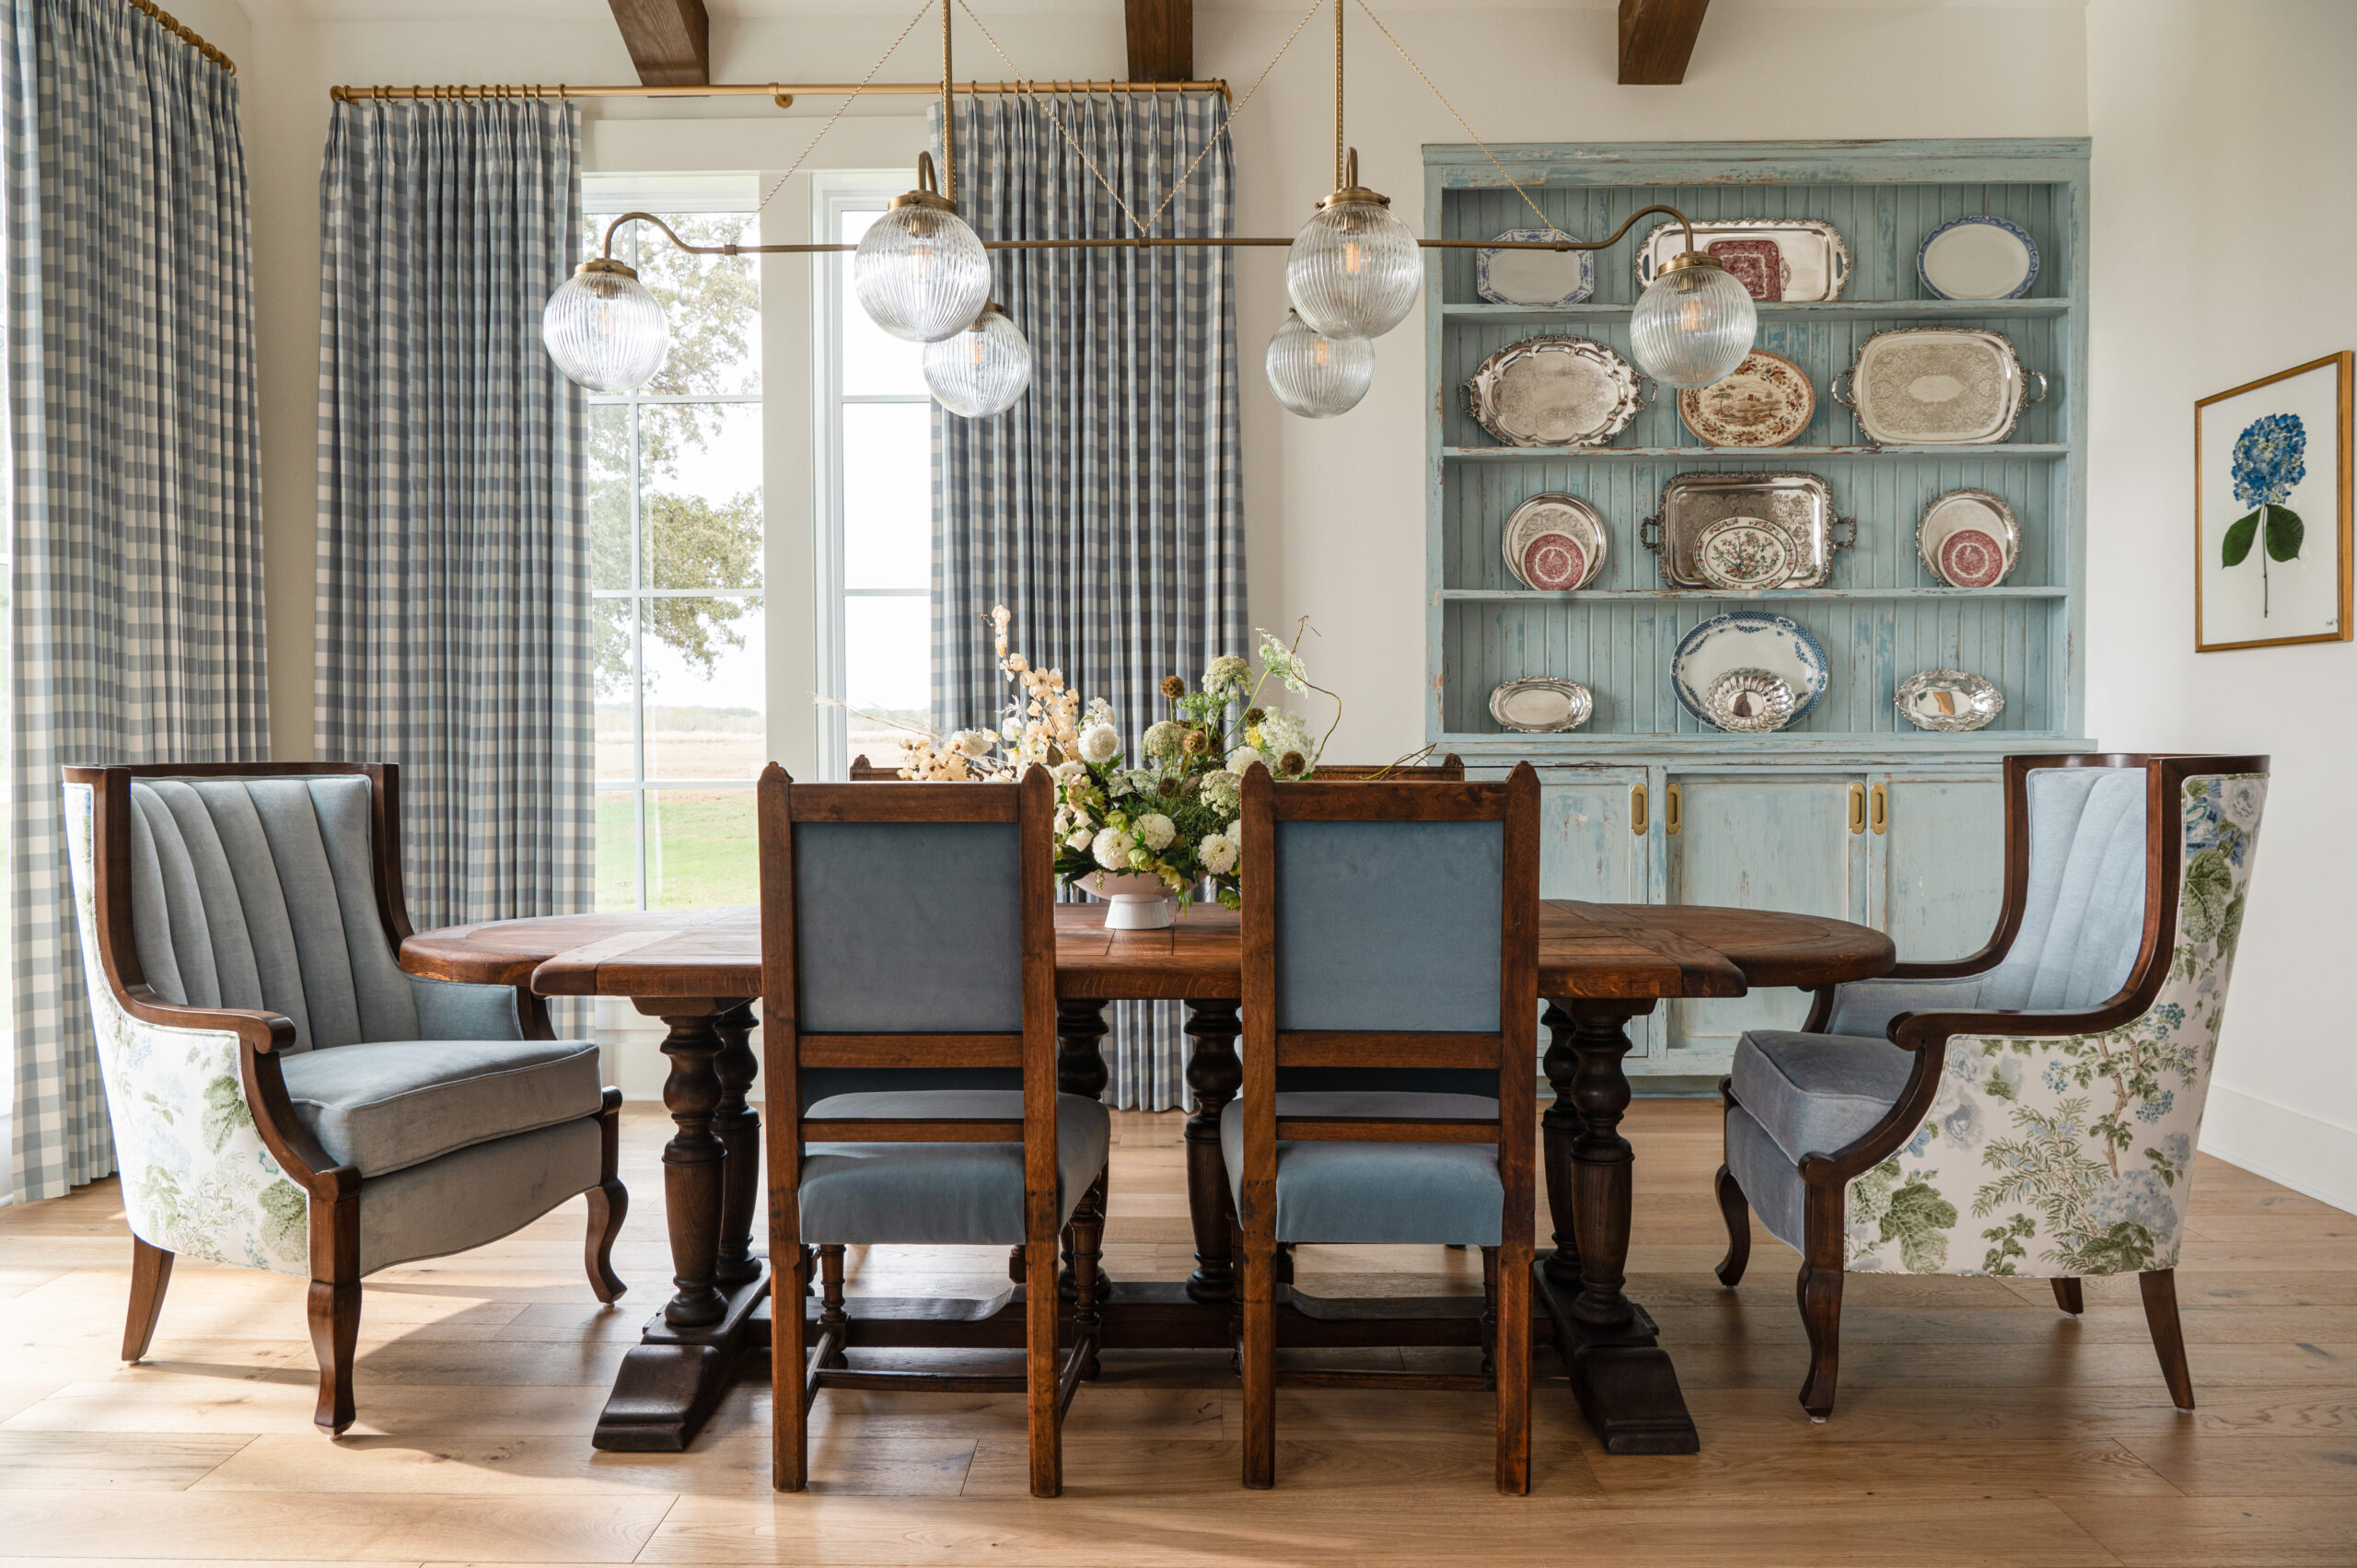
[854,200,993,344]
[923,304,1031,417]
[1286,191,1422,341]
[1265,309,1375,418]
[542,261,670,392]
[1628,256,1758,389]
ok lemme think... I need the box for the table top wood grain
[400,900,1893,1005]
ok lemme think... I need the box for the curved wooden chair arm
[116,983,296,1055]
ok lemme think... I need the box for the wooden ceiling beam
[1124,0,1193,82]
[606,0,710,87]
[1618,0,1709,86]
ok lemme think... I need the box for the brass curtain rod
[330,79,1228,105]
[126,0,234,74]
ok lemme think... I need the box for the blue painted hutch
[1422,138,2093,1084]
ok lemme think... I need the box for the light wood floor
[1,1100,2352,1566]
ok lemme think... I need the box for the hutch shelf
[1422,138,2093,1080]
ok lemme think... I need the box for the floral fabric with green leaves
[1843,773,2265,1278]
[62,784,309,1274]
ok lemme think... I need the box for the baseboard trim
[2201,1085,2357,1215]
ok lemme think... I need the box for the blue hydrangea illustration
[2223,412,2307,616]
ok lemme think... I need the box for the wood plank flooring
[0,1100,2351,1565]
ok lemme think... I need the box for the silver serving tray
[1462,336,1644,447]
[1896,668,2004,732]
[1490,677,1593,733]
[1831,327,2048,446]
[1641,472,1854,590]
[1635,218,1851,302]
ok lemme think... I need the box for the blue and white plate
[1670,612,1829,730]
[1475,227,1594,308]
[1917,215,2038,301]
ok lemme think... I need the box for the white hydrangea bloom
[1091,827,1134,870]
[1143,720,1183,760]
[1199,833,1238,875]
[1135,812,1177,851]
[1225,745,1266,775]
[1078,723,1120,764]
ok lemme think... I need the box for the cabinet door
[1538,770,1645,903]
[1870,770,2006,965]
[1666,773,1865,1070]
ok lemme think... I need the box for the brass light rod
[330,79,1230,103]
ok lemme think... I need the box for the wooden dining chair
[852,753,1465,782]
[1229,760,1540,1493]
[759,762,1109,1496]
[1716,754,2270,1419]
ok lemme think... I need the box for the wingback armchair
[61,762,627,1434]
[1715,753,2268,1420]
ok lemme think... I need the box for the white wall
[2085,0,2357,1212]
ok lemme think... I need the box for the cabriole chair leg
[1713,1164,1751,1288]
[1795,1257,1842,1422]
[585,1088,629,1304]
[308,1276,361,1436]
[2141,1268,2196,1411]
[123,1237,174,1363]
[2051,1276,2084,1317]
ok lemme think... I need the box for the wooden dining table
[401,899,1893,1457]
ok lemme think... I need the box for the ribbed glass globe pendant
[1285,152,1423,341]
[1265,309,1375,418]
[853,155,992,344]
[542,260,670,392]
[1628,253,1758,389]
[923,303,1032,418]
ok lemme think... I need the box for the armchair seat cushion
[1218,1092,1503,1246]
[1733,1030,1917,1165]
[797,1090,1111,1247]
[278,1038,604,1177]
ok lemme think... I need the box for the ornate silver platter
[1917,215,2038,301]
[1462,336,1644,447]
[1896,668,2004,732]
[1831,327,2048,446]
[1490,677,1594,733]
[1635,218,1851,302]
[1917,489,2022,587]
[1670,612,1829,727]
[1642,472,1853,590]
[1702,668,1797,733]
[1476,227,1594,308]
[1503,493,1608,591]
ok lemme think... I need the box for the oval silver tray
[1896,668,2004,732]
[1462,336,1644,448]
[1490,677,1594,733]
[1635,218,1852,302]
[1831,327,2048,446]
[1641,472,1853,590]
[1917,489,2022,587]
[1503,493,1608,591]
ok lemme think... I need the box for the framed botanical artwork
[2194,351,2353,652]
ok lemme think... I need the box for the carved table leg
[594,996,770,1452]
[1052,999,1114,1297]
[1538,1004,1584,1289]
[1182,999,1243,1304]
[1532,998,1698,1456]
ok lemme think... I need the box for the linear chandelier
[540,0,1757,419]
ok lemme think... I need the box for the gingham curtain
[931,92,1248,1110]
[314,99,591,933]
[6,0,268,1201]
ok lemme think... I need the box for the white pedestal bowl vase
[1079,871,1178,930]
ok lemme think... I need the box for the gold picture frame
[2194,351,2353,652]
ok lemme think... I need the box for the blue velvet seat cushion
[278,1038,604,1177]
[797,1090,1111,1246]
[1724,1102,1807,1254]
[1731,1030,1916,1165]
[1218,1091,1504,1245]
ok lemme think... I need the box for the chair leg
[2140,1268,2196,1411]
[308,1182,362,1436]
[1068,1169,1106,1381]
[122,1237,174,1363]
[817,1245,849,1369]
[1795,1185,1843,1423]
[1240,1237,1276,1490]
[2051,1276,2084,1317]
[585,1089,628,1304]
[1714,1164,1751,1288]
[1025,1237,1062,1498]
[1493,1237,1532,1496]
[1479,1246,1498,1378]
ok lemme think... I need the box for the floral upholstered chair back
[1847,768,2267,1279]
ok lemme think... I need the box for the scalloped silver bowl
[1702,668,1797,733]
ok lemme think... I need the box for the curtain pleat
[5,0,268,1202]
[931,93,1248,1110]
[313,99,590,935]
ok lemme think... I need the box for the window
[815,176,932,776]
[586,180,764,910]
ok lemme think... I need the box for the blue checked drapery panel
[930,92,1248,1110]
[314,99,591,937]
[5,0,268,1202]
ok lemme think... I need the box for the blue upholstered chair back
[1978,767,2150,1012]
[1272,818,1504,1033]
[125,776,421,1053]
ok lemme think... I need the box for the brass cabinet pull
[1631,783,1648,836]
[1665,782,1682,836]
[1870,781,1889,836]
[1846,782,1866,835]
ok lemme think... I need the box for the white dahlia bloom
[1199,833,1238,876]
[1225,745,1266,776]
[1091,827,1134,870]
[1135,812,1177,851]
[1078,723,1120,765]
